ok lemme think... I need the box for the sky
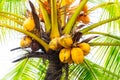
[0,40,16,78]
[0,33,23,79]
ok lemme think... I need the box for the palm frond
[0,0,26,43]
[69,59,120,80]
[2,58,48,80]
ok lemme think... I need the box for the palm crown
[0,0,120,80]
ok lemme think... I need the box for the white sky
[0,39,18,79]
[0,32,24,79]
[0,35,20,79]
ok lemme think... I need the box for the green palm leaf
[2,58,48,80]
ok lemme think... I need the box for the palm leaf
[2,58,48,80]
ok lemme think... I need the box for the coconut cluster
[49,34,91,64]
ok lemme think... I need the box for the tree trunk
[45,51,63,80]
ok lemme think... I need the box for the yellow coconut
[59,48,71,63]
[78,42,90,56]
[71,47,84,64]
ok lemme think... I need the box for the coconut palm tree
[0,0,120,80]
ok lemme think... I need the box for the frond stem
[38,0,51,32]
[87,2,116,15]
[89,42,120,46]
[0,23,49,51]
[63,0,88,34]
[81,15,120,34]
[50,0,60,38]
[0,11,25,20]
[86,31,120,41]
[0,13,23,25]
